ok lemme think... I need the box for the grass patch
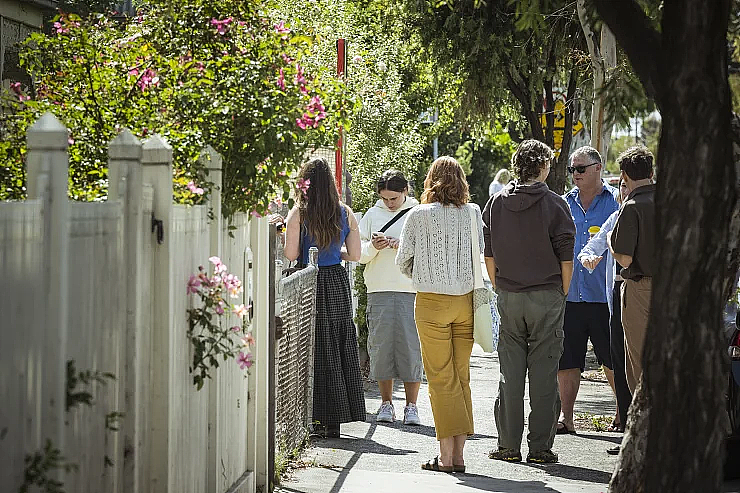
[574,412,613,432]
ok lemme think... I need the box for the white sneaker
[376,401,395,423]
[403,403,421,426]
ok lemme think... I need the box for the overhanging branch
[591,0,663,102]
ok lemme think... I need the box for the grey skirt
[367,292,423,382]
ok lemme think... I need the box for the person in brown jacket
[483,139,575,464]
[608,146,656,393]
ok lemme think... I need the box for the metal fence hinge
[151,214,164,244]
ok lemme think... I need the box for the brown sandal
[421,456,453,473]
[453,464,466,473]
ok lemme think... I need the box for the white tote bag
[468,206,494,353]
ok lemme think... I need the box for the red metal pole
[336,39,346,197]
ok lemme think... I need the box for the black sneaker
[488,447,522,462]
[526,449,558,463]
[606,445,620,455]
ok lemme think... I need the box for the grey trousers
[494,288,566,453]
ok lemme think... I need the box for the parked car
[725,290,740,479]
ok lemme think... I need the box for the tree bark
[592,0,736,492]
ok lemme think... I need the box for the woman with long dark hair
[276,157,365,438]
[396,156,483,473]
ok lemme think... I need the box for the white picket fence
[0,113,274,493]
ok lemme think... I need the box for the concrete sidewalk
[276,346,622,493]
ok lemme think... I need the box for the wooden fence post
[201,145,222,493]
[108,129,144,493]
[141,135,173,493]
[248,217,271,489]
[26,112,69,482]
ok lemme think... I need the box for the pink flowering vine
[296,96,327,130]
[277,68,286,90]
[186,257,251,390]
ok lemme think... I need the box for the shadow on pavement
[522,462,612,484]
[567,432,623,445]
[454,472,560,492]
[312,433,415,456]
[319,421,378,493]
[361,412,497,440]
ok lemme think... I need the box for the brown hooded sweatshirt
[482,181,575,293]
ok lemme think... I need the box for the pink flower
[250,211,262,218]
[280,53,294,64]
[128,68,139,76]
[137,68,160,91]
[352,55,363,63]
[237,351,253,369]
[187,181,204,195]
[210,17,233,35]
[277,68,285,90]
[9,82,29,102]
[187,274,201,294]
[231,325,241,332]
[294,64,306,86]
[233,304,248,319]
[214,302,225,315]
[242,332,255,346]
[209,256,222,267]
[296,118,308,130]
[274,21,289,34]
[296,178,311,196]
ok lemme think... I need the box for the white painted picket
[0,113,271,493]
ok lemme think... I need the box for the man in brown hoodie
[483,140,575,464]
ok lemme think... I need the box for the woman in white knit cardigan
[395,156,483,473]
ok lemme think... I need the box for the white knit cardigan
[395,202,484,295]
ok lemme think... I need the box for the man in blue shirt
[557,146,619,434]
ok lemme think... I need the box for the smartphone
[371,232,385,239]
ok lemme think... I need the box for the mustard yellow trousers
[414,292,475,440]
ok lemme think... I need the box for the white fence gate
[0,113,273,493]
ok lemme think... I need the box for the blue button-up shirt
[563,181,619,303]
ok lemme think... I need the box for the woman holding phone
[359,170,422,426]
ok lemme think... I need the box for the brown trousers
[414,292,474,440]
[621,277,652,392]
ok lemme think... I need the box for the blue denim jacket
[563,182,619,304]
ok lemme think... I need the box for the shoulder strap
[468,206,484,290]
[379,207,413,233]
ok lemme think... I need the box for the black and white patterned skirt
[312,264,367,426]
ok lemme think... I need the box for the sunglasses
[567,162,599,174]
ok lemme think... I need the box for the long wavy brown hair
[296,157,344,250]
[420,156,470,206]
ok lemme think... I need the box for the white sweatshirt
[359,197,419,293]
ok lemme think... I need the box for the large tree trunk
[592,0,736,491]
